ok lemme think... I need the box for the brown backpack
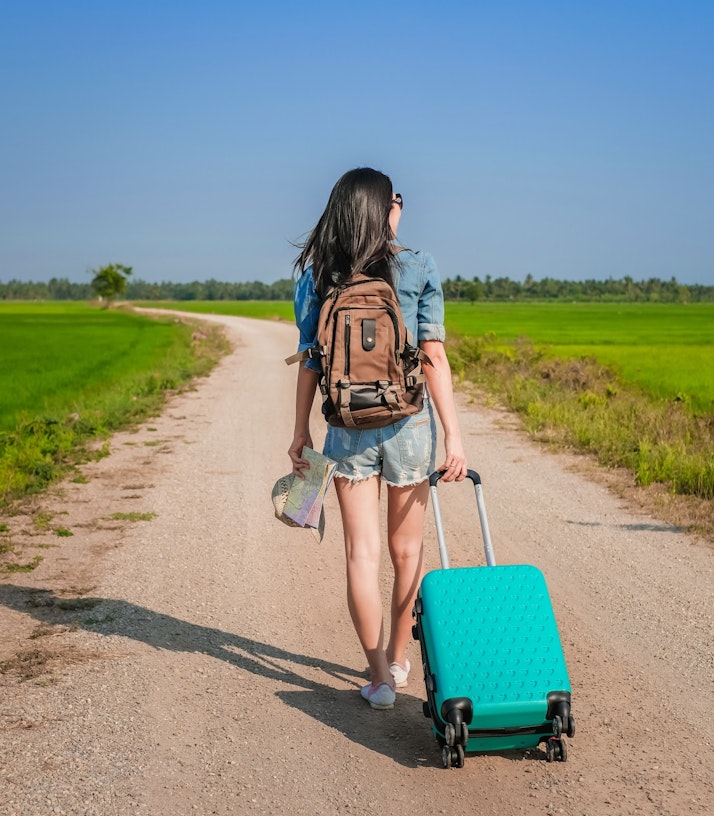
[286,273,431,429]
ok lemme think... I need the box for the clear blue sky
[1,0,712,286]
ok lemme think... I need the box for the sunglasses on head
[392,193,403,209]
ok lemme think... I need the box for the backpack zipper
[344,313,351,376]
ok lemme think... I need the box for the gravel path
[1,313,712,816]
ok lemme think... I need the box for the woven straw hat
[271,473,325,543]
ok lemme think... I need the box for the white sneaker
[389,659,410,688]
[360,682,396,710]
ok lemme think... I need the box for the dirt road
[1,314,712,816]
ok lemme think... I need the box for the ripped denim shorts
[322,398,436,487]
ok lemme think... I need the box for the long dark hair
[294,167,397,298]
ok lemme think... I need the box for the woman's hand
[288,432,313,478]
[437,433,467,482]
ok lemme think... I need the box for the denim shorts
[323,400,437,487]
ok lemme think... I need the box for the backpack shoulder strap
[285,347,324,366]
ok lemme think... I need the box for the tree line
[0,277,294,302]
[0,274,712,302]
[441,274,712,303]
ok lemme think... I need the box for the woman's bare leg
[334,476,393,687]
[385,480,429,668]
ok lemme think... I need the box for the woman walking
[289,167,467,709]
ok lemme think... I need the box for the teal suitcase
[413,470,574,768]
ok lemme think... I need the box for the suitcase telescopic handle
[429,469,497,568]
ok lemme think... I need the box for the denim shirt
[293,249,446,373]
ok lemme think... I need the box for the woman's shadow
[0,583,441,768]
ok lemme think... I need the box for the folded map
[283,447,337,530]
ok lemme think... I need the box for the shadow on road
[0,583,444,768]
[566,519,684,534]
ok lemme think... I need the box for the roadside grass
[449,334,714,503]
[2,555,43,574]
[84,614,115,626]
[0,647,54,681]
[54,597,101,611]
[33,512,53,530]
[106,511,157,522]
[0,303,229,505]
[445,302,714,414]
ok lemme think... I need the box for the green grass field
[0,303,196,431]
[0,302,226,501]
[445,303,714,413]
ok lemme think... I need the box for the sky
[1,0,712,287]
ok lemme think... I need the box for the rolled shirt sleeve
[417,252,446,342]
[293,268,322,373]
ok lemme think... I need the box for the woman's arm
[421,339,467,482]
[288,362,320,478]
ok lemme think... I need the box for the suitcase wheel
[552,714,576,739]
[443,722,469,749]
[442,744,465,769]
[545,737,568,763]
